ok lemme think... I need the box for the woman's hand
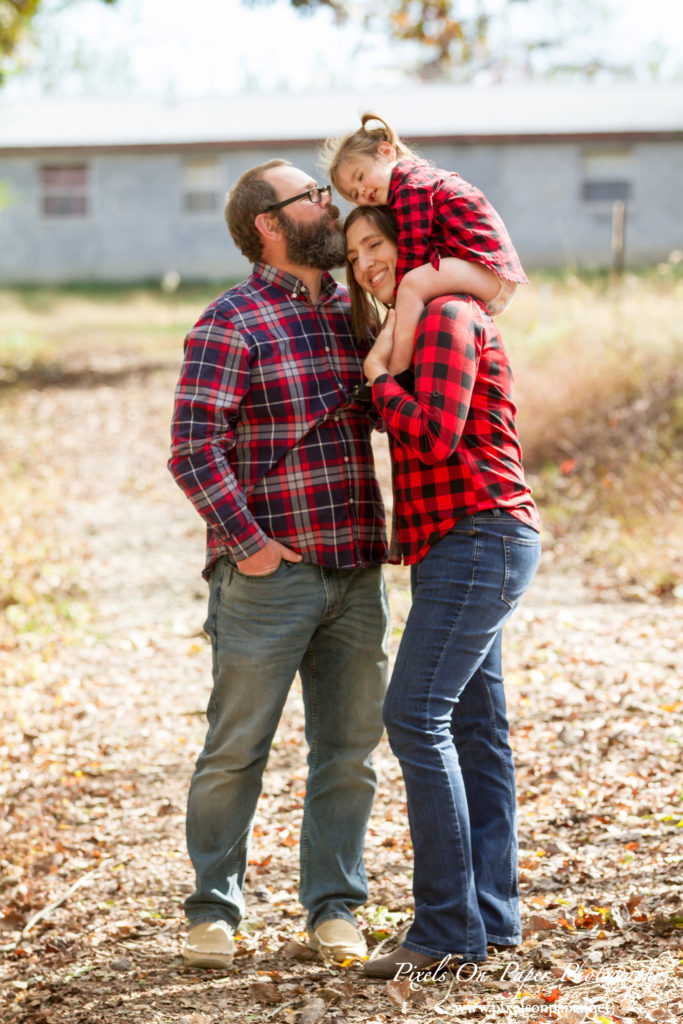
[364,308,396,383]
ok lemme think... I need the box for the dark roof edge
[2,129,682,156]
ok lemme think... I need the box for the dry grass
[505,268,683,465]
[0,285,207,371]
[501,266,683,596]
[1,269,682,596]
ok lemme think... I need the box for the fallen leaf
[527,914,557,932]
[249,981,282,1004]
[298,996,327,1024]
[385,978,411,1010]
[279,938,317,960]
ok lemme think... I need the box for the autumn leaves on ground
[1,274,682,1024]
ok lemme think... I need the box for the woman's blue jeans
[184,558,389,932]
[383,511,541,961]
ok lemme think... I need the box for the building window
[182,159,222,214]
[581,149,634,206]
[582,179,631,203]
[41,165,89,217]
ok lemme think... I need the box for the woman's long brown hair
[343,205,400,344]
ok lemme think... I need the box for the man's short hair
[225,159,290,263]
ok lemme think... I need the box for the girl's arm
[402,257,500,305]
[388,258,500,376]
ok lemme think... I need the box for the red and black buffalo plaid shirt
[388,159,528,290]
[372,295,540,565]
[169,262,387,578]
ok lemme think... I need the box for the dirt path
[1,343,681,1024]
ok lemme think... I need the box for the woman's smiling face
[345,214,397,305]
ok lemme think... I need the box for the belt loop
[221,552,235,584]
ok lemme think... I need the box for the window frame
[580,148,635,211]
[181,157,223,218]
[40,164,91,219]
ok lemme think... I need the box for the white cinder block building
[0,84,681,284]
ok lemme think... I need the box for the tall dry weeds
[505,269,683,595]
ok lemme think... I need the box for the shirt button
[344,456,349,462]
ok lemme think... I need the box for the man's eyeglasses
[265,185,332,213]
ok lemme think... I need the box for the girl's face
[345,215,398,305]
[336,146,396,206]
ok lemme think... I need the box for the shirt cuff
[226,520,270,562]
[372,373,411,409]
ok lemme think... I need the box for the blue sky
[4,0,681,99]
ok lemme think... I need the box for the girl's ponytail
[323,111,417,196]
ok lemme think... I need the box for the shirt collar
[252,261,339,303]
[390,158,428,195]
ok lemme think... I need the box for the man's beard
[277,205,346,271]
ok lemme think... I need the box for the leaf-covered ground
[1,324,682,1024]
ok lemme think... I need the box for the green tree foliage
[1,1,42,75]
[254,0,491,77]
[248,0,648,81]
[0,0,116,82]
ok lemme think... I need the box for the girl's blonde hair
[323,112,418,199]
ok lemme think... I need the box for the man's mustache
[324,204,342,225]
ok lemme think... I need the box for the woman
[344,206,541,978]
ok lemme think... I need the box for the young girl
[324,112,527,377]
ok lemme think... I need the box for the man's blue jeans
[184,557,389,931]
[383,511,541,961]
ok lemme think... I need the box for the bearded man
[169,160,389,968]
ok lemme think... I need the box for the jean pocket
[500,534,541,608]
[233,559,293,583]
